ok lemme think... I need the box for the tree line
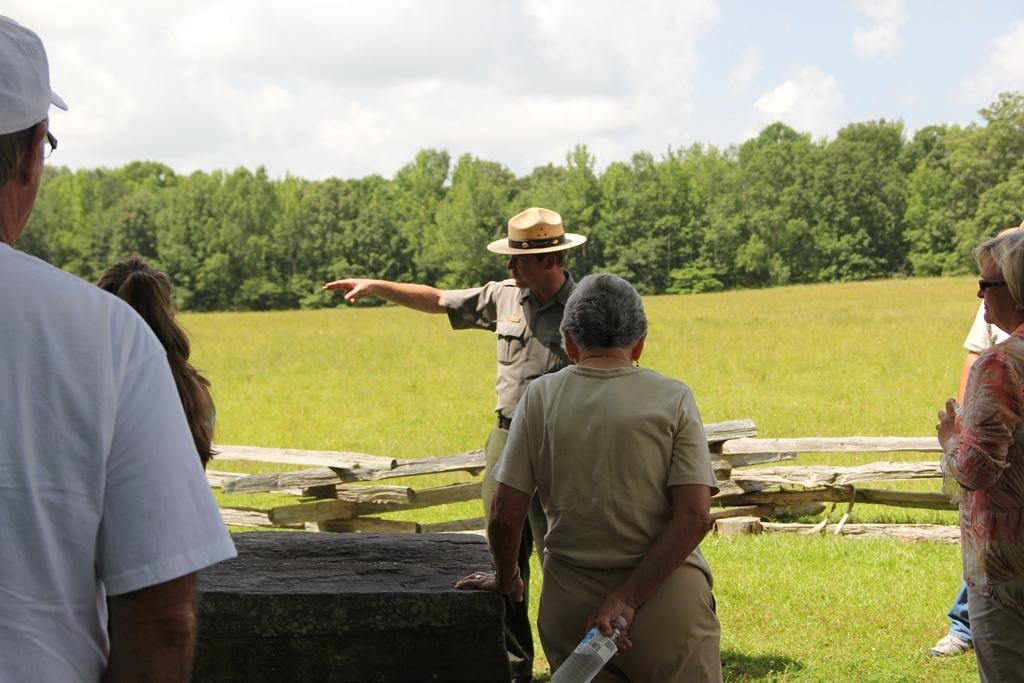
[22,91,1024,311]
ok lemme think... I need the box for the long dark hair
[97,256,215,468]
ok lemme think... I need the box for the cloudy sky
[13,0,1024,181]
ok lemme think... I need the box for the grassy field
[186,276,983,681]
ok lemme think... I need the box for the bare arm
[958,352,980,405]
[105,574,199,683]
[454,482,528,601]
[591,484,713,635]
[322,278,446,313]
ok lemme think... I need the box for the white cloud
[8,0,1012,182]
[961,21,1024,103]
[19,0,723,179]
[729,47,761,94]
[851,0,906,59]
[751,66,843,138]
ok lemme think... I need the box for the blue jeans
[948,580,972,643]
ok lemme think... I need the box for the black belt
[497,415,512,430]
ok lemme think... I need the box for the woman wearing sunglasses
[938,227,1024,681]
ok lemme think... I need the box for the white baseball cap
[0,15,67,136]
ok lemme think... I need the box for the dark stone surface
[193,532,509,682]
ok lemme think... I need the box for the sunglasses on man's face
[978,279,1007,291]
[43,131,57,159]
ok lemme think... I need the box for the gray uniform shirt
[444,274,575,420]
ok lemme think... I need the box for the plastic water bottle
[550,615,628,683]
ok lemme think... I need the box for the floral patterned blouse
[942,325,1024,607]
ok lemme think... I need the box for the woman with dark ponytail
[97,256,215,468]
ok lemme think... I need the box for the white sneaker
[927,634,972,656]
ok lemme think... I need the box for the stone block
[193,532,509,682]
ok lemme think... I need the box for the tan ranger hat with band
[486,207,587,255]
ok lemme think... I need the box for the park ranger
[323,207,586,682]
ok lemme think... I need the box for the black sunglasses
[979,279,1007,291]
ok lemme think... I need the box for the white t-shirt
[0,244,236,680]
[964,303,1010,353]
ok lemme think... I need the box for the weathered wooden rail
[208,420,957,542]
[211,420,763,531]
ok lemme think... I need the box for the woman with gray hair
[457,274,722,682]
[938,229,1024,680]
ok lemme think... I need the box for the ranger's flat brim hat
[487,207,587,255]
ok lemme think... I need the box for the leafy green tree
[978,92,1024,185]
[155,171,224,310]
[324,175,413,296]
[21,165,73,263]
[514,163,568,213]
[422,154,515,288]
[106,162,178,264]
[815,120,908,280]
[594,151,701,293]
[559,145,603,278]
[209,167,282,310]
[974,172,1024,237]
[19,90,1024,310]
[903,125,969,275]
[728,123,818,286]
[392,149,449,281]
[682,143,741,291]
[937,93,1024,269]
[271,175,313,306]
[294,177,352,308]
[905,167,962,275]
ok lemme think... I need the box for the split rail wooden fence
[209,419,958,542]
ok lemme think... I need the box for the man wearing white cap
[324,206,586,682]
[0,16,236,681]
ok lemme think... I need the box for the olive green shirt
[494,365,718,579]
[444,275,574,420]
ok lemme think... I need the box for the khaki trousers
[539,556,722,683]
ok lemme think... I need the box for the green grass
[185,276,983,681]
[708,534,976,682]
